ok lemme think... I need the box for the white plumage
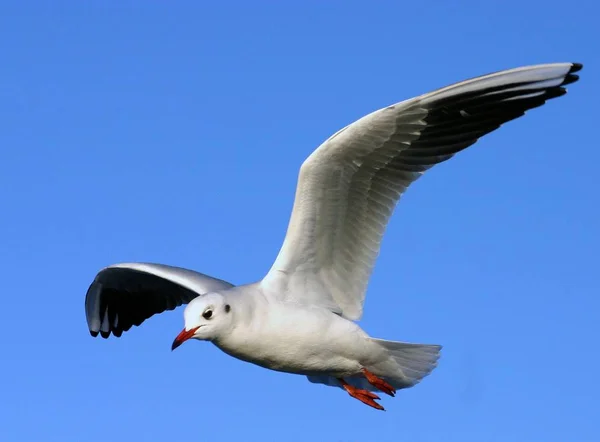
[85,62,582,410]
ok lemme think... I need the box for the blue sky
[1,2,598,441]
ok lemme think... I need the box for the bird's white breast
[213,302,372,376]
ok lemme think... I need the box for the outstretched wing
[262,62,582,320]
[85,262,234,338]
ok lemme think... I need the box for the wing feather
[85,262,234,338]
[262,62,582,319]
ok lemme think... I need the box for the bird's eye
[202,309,213,320]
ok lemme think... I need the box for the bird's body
[180,283,440,401]
[213,284,372,376]
[85,62,583,410]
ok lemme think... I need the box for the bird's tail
[306,339,441,392]
[370,338,442,388]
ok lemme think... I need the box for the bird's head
[171,293,232,350]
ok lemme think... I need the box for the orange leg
[362,368,396,397]
[338,378,385,411]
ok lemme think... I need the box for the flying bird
[85,62,582,410]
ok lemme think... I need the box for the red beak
[171,326,200,351]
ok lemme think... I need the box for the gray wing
[85,262,234,338]
[262,62,582,320]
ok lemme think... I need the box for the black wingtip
[562,74,580,87]
[570,62,583,73]
[90,328,122,338]
[546,88,568,100]
[561,62,583,87]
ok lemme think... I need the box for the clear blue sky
[1,2,598,441]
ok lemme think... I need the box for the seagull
[85,62,582,410]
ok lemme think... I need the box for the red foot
[338,378,385,411]
[362,368,396,397]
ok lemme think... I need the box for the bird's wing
[261,62,582,320]
[85,262,234,338]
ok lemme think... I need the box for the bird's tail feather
[306,339,441,392]
[370,338,442,388]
